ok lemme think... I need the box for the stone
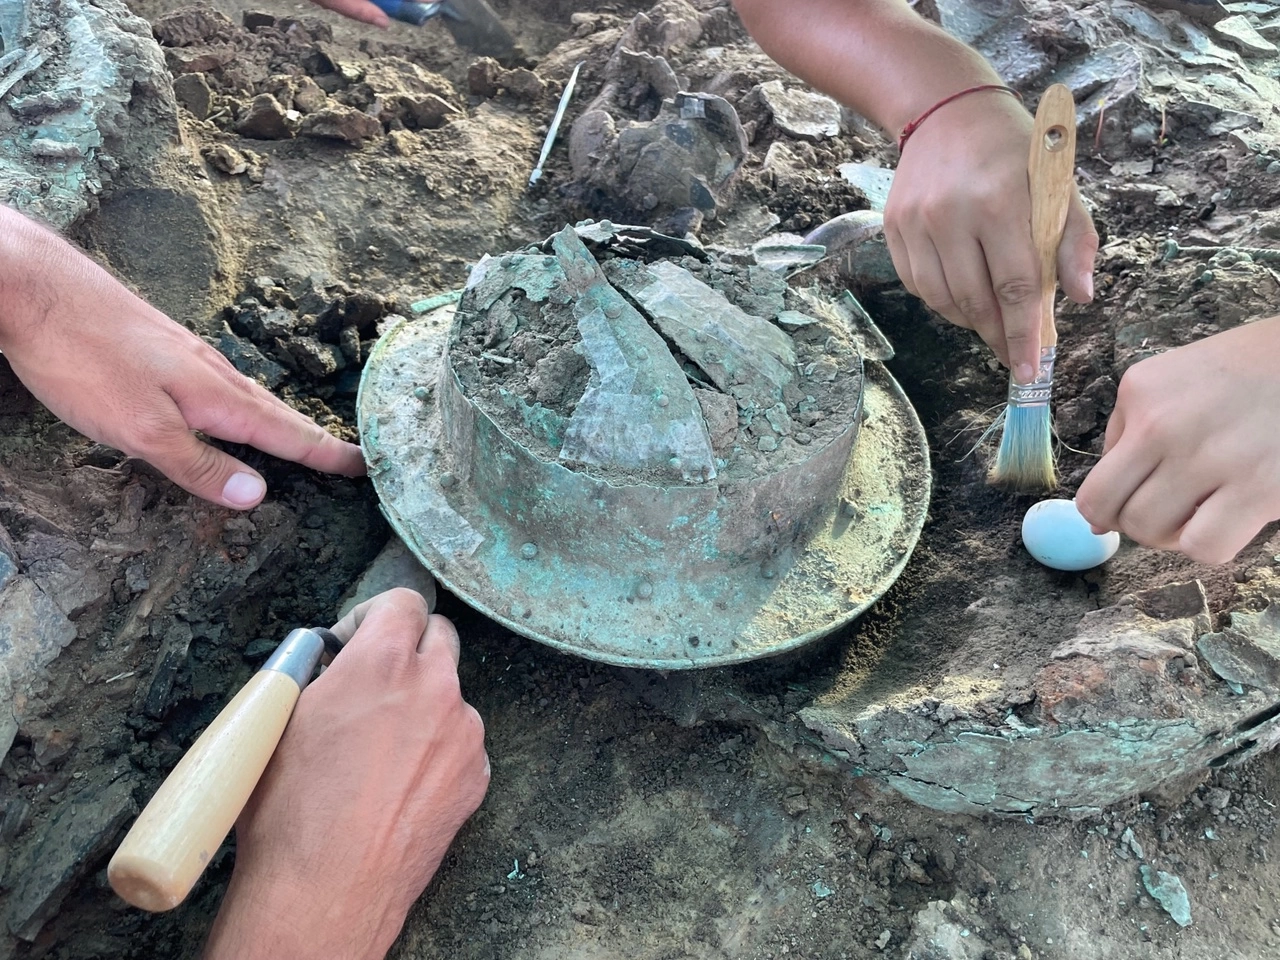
[1133,0,1230,23]
[300,104,383,142]
[284,336,346,377]
[165,45,236,75]
[1214,13,1279,53]
[0,551,16,592]
[336,537,437,620]
[144,622,194,719]
[3,778,137,941]
[469,57,502,98]
[293,76,328,114]
[352,58,460,130]
[397,93,459,130]
[906,899,991,960]
[1140,866,1193,926]
[500,67,546,101]
[1196,600,1280,692]
[205,143,249,176]
[694,389,739,455]
[18,531,112,618]
[236,93,299,140]
[756,80,842,141]
[215,328,288,389]
[150,8,236,47]
[243,11,276,30]
[172,72,213,120]
[1,577,78,760]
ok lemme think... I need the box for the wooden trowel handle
[108,629,327,912]
[1027,83,1078,349]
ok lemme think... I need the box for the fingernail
[1014,363,1034,385]
[222,472,266,508]
[1082,272,1094,301]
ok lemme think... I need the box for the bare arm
[733,0,998,135]
[733,0,1098,386]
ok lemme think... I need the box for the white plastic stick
[529,61,582,187]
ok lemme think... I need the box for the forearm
[733,0,1003,135]
[0,205,80,353]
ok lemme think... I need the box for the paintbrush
[989,83,1078,491]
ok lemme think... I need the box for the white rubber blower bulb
[1022,498,1120,572]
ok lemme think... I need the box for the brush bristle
[989,403,1056,491]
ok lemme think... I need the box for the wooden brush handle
[1028,84,1078,350]
[108,629,326,912]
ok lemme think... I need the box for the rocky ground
[3,0,1280,958]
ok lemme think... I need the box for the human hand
[884,91,1098,383]
[308,0,392,27]
[0,208,364,509]
[1076,317,1280,564]
[203,589,489,960]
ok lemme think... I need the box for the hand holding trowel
[109,546,448,912]
[368,0,518,59]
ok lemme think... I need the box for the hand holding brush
[989,84,1079,491]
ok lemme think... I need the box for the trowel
[106,626,341,911]
[370,0,517,59]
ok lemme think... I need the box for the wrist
[871,27,1006,135]
[0,207,63,353]
[203,863,406,960]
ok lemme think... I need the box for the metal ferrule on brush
[1006,345,1057,407]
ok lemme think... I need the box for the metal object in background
[358,222,931,669]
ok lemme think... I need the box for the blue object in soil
[369,0,442,26]
[1022,499,1120,572]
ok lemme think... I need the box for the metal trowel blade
[439,0,518,58]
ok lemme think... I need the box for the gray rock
[906,898,991,960]
[17,532,112,618]
[233,305,297,342]
[4,778,137,941]
[756,80,842,141]
[1197,601,1280,692]
[1214,13,1279,53]
[0,551,16,592]
[216,328,289,389]
[0,577,78,761]
[172,72,213,120]
[150,7,236,46]
[284,336,346,378]
[1141,865,1193,927]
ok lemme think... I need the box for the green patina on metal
[358,222,932,668]
[0,0,171,229]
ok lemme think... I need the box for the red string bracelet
[897,84,1023,151]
